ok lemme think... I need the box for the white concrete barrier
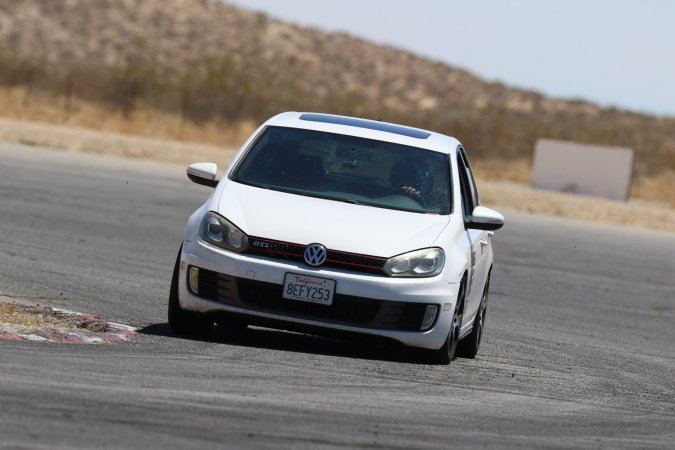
[532,139,634,201]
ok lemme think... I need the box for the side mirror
[465,206,504,231]
[187,162,218,188]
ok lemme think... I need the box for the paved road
[1,144,673,449]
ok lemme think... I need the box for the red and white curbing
[0,307,137,344]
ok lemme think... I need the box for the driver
[389,157,434,204]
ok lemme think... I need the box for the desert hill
[0,0,673,203]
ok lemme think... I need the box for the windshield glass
[231,126,451,214]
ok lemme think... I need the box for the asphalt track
[1,144,673,449]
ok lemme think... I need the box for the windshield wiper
[317,194,365,205]
[340,198,364,205]
[239,181,270,190]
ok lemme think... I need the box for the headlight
[198,211,249,253]
[383,247,445,277]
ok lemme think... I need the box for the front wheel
[168,245,213,337]
[457,273,490,359]
[426,282,465,365]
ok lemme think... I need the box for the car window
[231,126,452,214]
[457,147,479,216]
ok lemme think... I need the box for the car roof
[263,112,461,155]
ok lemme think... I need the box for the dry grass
[478,179,675,232]
[630,170,675,206]
[472,158,533,184]
[0,116,238,168]
[1,0,673,195]
[1,0,673,208]
[2,86,674,211]
[1,115,673,233]
[0,301,107,334]
[472,158,675,207]
[1,85,256,148]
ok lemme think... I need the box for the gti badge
[304,243,327,267]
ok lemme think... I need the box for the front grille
[246,237,387,275]
[192,267,431,331]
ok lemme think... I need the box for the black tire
[168,245,213,337]
[457,273,490,359]
[426,282,465,365]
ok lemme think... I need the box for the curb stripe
[0,308,138,344]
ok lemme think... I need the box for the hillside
[0,0,673,204]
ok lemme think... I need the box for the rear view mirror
[465,206,504,231]
[187,163,218,188]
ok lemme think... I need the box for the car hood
[216,181,450,257]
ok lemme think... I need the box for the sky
[229,0,675,117]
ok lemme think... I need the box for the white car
[169,112,503,364]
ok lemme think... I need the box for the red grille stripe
[247,236,386,272]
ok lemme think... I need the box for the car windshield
[231,126,451,214]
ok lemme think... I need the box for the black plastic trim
[187,172,218,188]
[190,267,435,332]
[464,216,503,231]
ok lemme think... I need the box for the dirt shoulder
[0,117,238,168]
[479,180,674,232]
[1,117,673,232]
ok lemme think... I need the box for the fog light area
[189,266,199,294]
[420,305,438,330]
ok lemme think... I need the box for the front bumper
[178,238,460,350]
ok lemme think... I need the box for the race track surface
[1,144,673,449]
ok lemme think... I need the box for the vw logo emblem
[304,243,327,267]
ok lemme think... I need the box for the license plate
[282,273,335,305]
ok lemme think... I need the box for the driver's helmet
[389,157,434,201]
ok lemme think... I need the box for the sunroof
[299,113,431,139]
